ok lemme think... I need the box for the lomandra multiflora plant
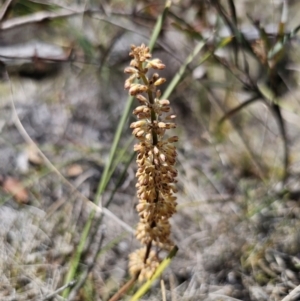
[124,44,178,282]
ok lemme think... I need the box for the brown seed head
[125,44,178,282]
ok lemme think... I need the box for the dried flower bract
[124,44,178,282]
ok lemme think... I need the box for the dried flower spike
[124,44,178,282]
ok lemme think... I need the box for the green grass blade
[106,136,134,190]
[162,37,233,101]
[62,94,135,298]
[148,0,171,52]
[94,95,134,205]
[130,246,178,301]
[105,150,136,208]
[62,210,96,298]
[161,40,206,100]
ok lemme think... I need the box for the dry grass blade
[6,71,134,234]
[281,285,300,301]
[161,279,167,301]
[42,280,77,301]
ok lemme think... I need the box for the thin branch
[43,280,77,301]
[218,95,260,125]
[108,274,139,301]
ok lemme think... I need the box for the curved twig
[218,95,260,125]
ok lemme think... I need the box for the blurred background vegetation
[1,0,300,300]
